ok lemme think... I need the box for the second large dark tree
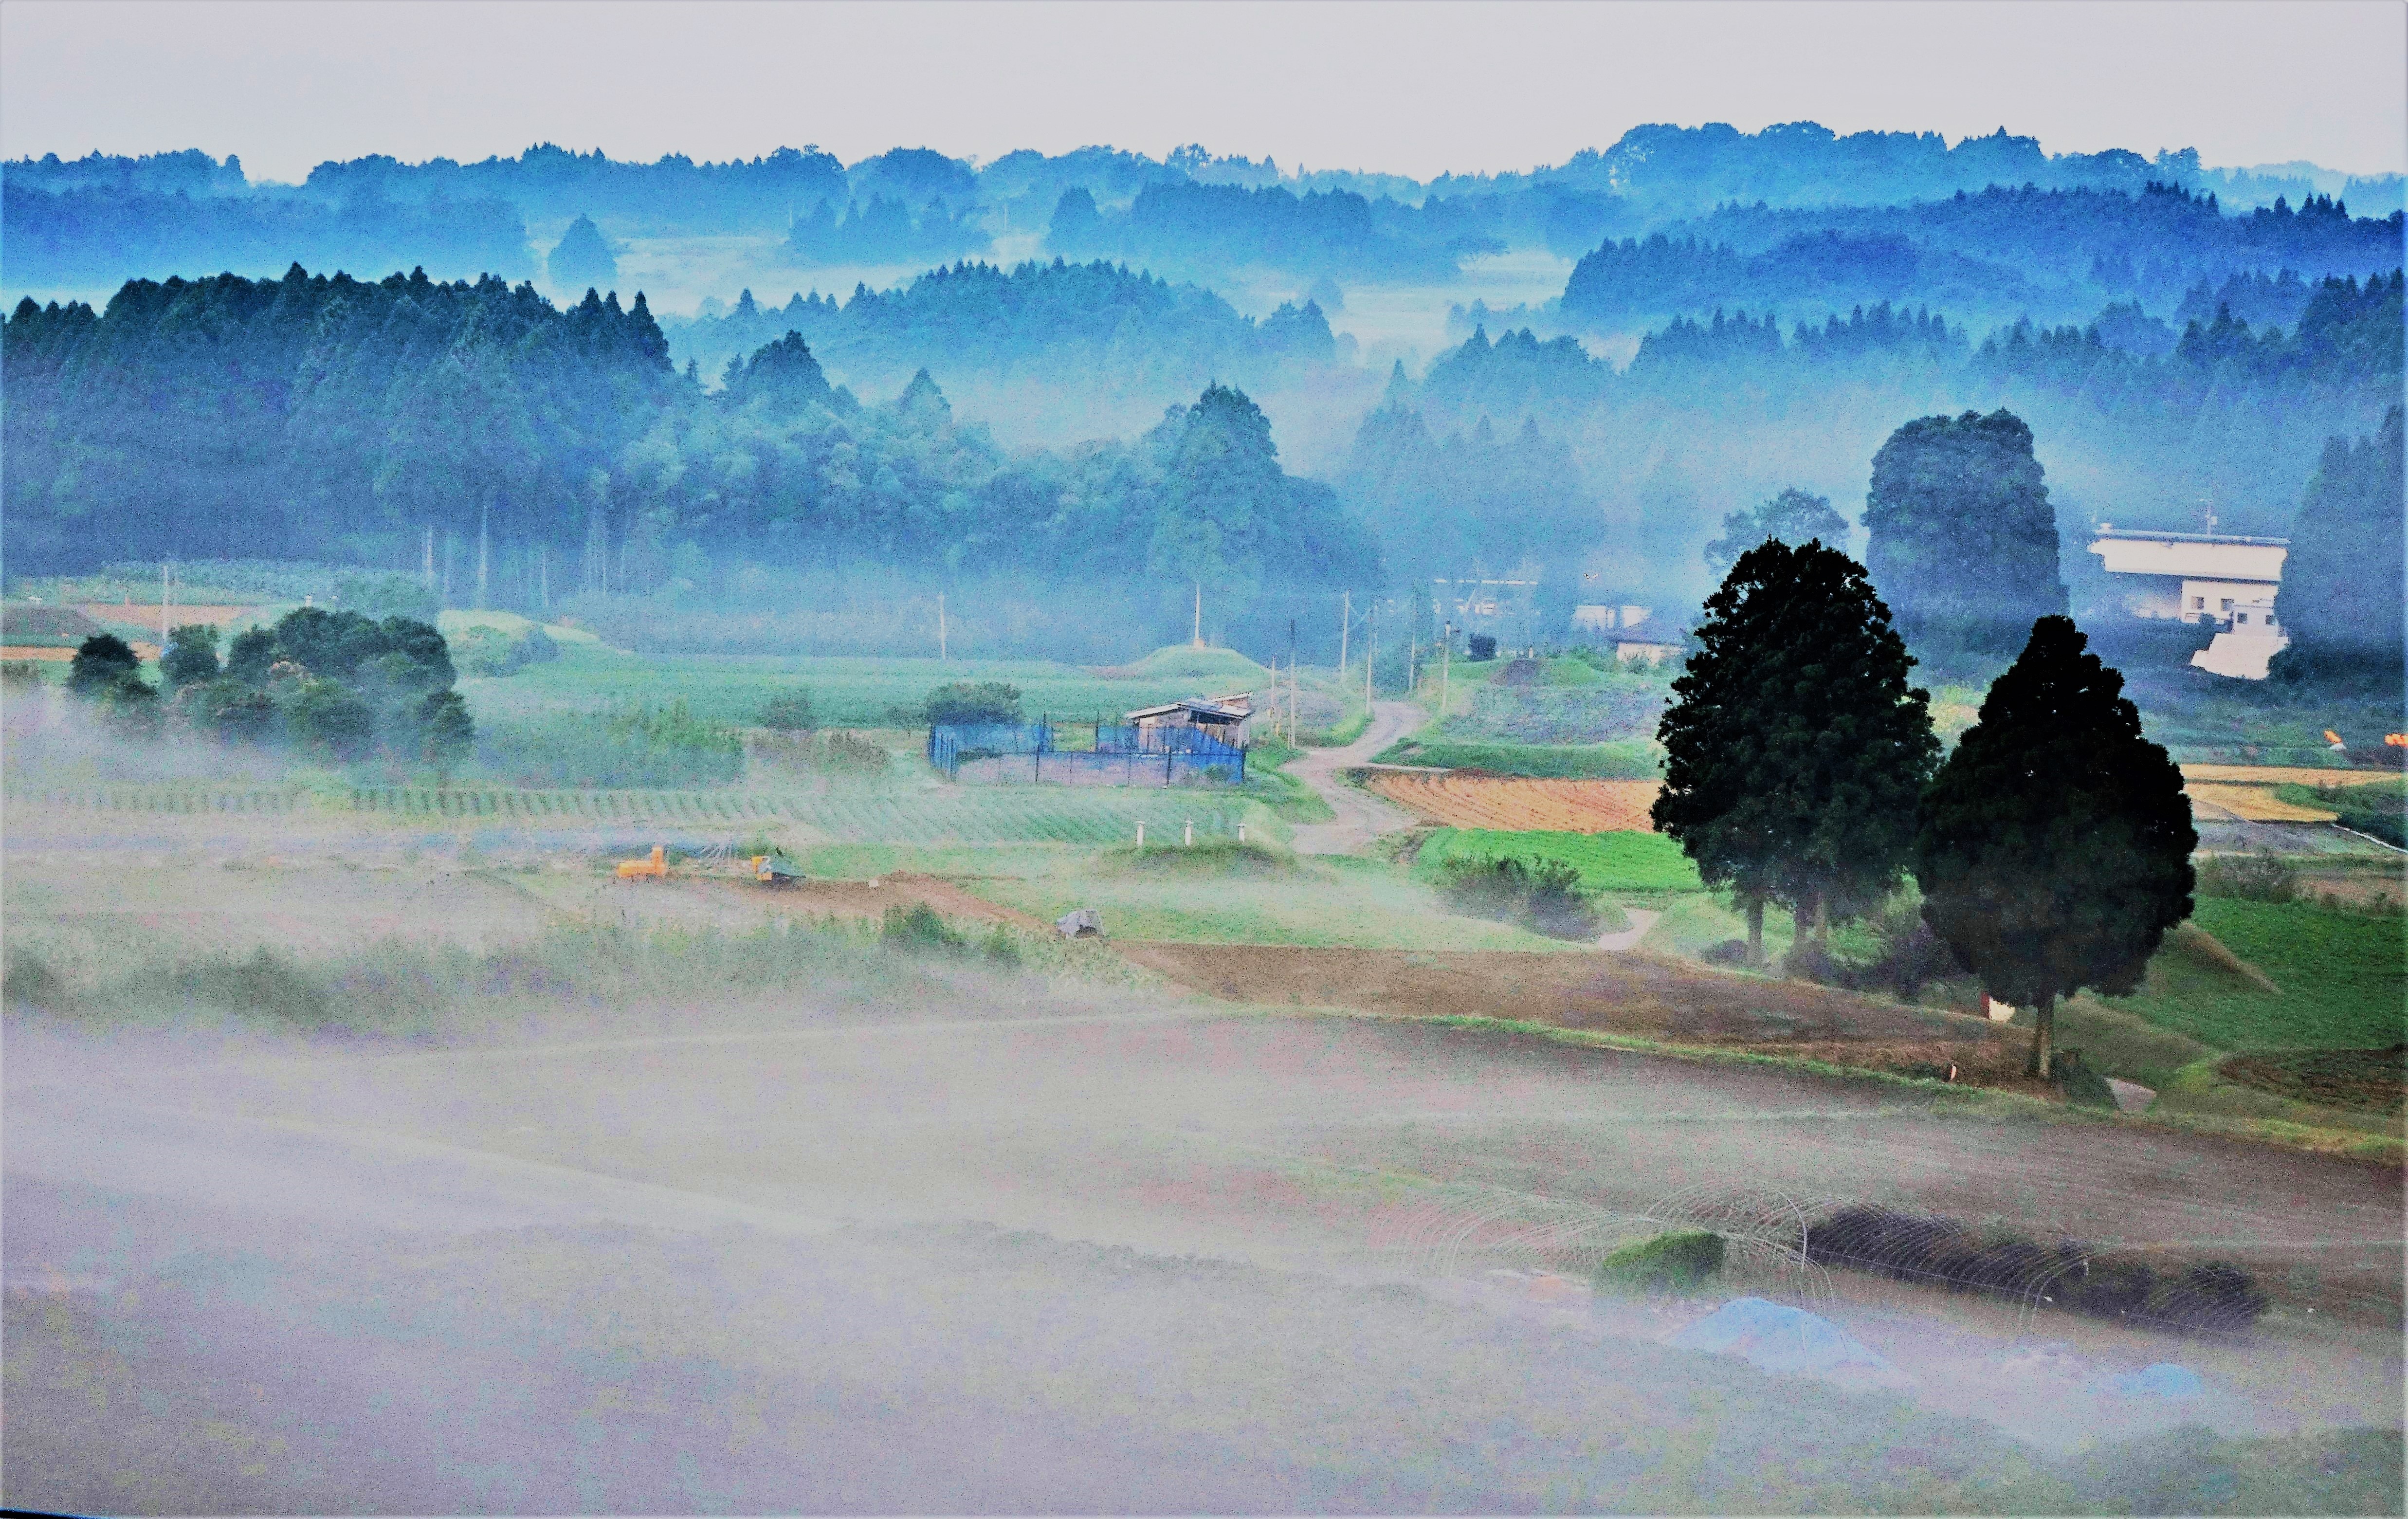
[1654,539,1940,965]
[1915,616,2196,1078]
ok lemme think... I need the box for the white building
[2086,526,2290,679]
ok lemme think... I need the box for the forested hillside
[660,259,1340,398]
[1559,184,2406,331]
[1,265,1379,626]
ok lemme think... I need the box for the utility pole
[1365,604,1375,710]
[1440,622,1452,720]
[422,525,435,589]
[1338,589,1349,683]
[1192,580,1204,648]
[1286,617,1298,745]
[160,561,171,649]
[537,543,549,614]
[937,592,948,661]
[476,501,491,611]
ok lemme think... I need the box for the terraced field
[1365,772,1660,832]
[23,780,1253,845]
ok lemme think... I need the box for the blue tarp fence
[928,719,1245,786]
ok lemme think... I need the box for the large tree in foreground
[1914,616,2195,1079]
[1863,408,2065,658]
[1654,539,1940,965]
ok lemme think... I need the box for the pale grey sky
[2,0,2402,184]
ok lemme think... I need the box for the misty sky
[2,0,2402,184]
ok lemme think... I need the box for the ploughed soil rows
[1115,941,2032,1085]
[2220,1046,2408,1114]
[1364,773,1662,832]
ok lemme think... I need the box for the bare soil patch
[2220,1046,2408,1115]
[1365,772,1661,832]
[1113,940,2035,1085]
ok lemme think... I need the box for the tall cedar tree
[1863,409,2066,657]
[1914,615,2195,1078]
[2270,403,2405,684]
[1653,539,1940,964]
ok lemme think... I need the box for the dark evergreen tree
[1864,409,2067,657]
[1914,616,2196,1078]
[1704,487,1851,576]
[66,634,140,696]
[1653,539,1940,964]
[2270,404,2406,684]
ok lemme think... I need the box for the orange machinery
[615,844,669,879]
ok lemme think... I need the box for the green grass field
[1413,828,1702,894]
[2103,898,2406,1052]
[1368,736,1662,778]
[460,641,1276,731]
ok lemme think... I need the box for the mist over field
[6,74,2407,1518]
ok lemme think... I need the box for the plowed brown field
[1363,772,1660,832]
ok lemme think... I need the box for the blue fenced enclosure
[929,718,1246,786]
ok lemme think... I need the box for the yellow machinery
[750,854,802,887]
[615,844,669,879]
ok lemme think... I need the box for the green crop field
[1414,827,1702,894]
[459,640,1277,731]
[1369,736,1662,778]
[2108,898,2407,1051]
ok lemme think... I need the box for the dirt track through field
[1285,700,1424,854]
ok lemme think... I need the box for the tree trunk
[1813,893,1830,944]
[1746,895,1765,967]
[2028,991,2056,1080]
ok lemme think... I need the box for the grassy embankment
[1372,651,1668,777]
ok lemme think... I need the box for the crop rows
[1367,774,1661,832]
[26,785,301,815]
[34,780,1247,844]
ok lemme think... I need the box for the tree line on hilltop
[0,265,1380,627]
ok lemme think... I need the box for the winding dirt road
[1286,699,1428,855]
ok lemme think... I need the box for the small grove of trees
[1655,545,2195,1081]
[1915,617,2196,1078]
[118,607,475,767]
[1863,408,2067,660]
[1653,539,1939,965]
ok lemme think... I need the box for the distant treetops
[1864,408,2067,659]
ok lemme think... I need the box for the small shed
[1123,691,1255,748]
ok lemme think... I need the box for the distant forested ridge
[1,177,535,288]
[1,265,1378,610]
[1560,184,2406,331]
[660,259,1339,397]
[1048,180,1502,280]
[296,143,854,231]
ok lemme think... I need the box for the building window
[2220,598,2233,611]
[2235,613,2248,624]
[2191,596,2205,609]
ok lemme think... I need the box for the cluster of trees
[783,196,990,266]
[2270,405,2407,684]
[1655,539,2194,1079]
[67,606,471,765]
[1,264,1381,621]
[660,260,1337,398]
[296,143,854,231]
[1337,377,1595,583]
[2,265,671,571]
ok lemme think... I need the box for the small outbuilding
[1122,691,1255,749]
